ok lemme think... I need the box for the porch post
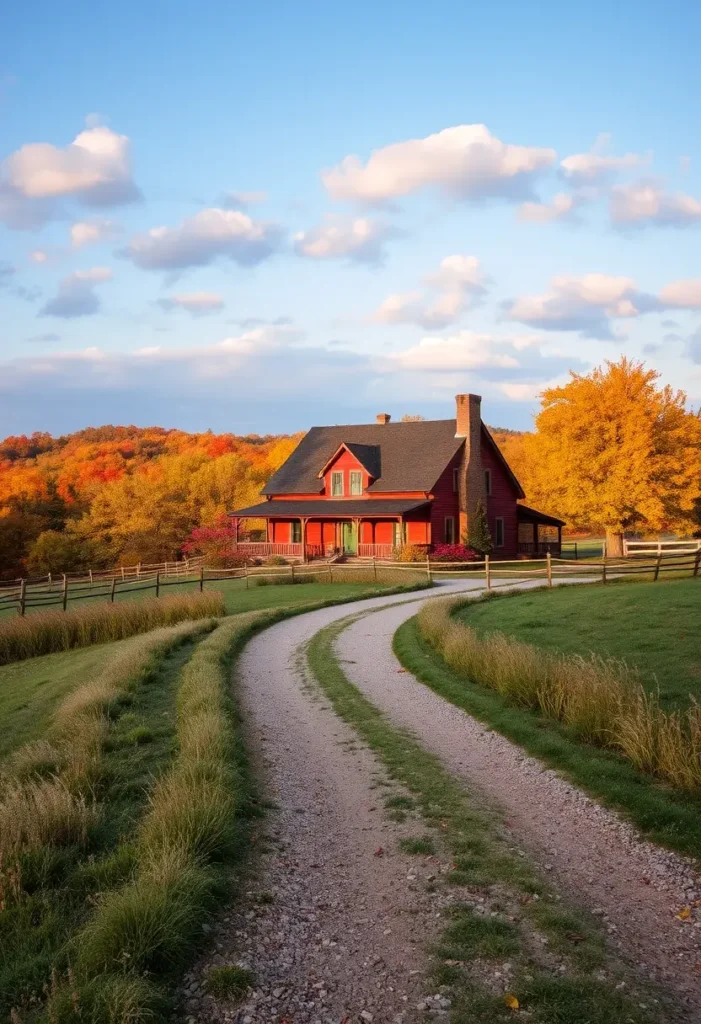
[233,517,239,551]
[354,517,360,555]
[301,518,308,562]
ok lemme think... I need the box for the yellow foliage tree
[522,358,701,556]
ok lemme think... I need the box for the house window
[495,517,505,548]
[484,469,492,496]
[331,471,344,496]
[452,467,459,492]
[291,521,302,544]
[444,516,455,544]
[350,470,363,495]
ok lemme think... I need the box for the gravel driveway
[183,579,701,1022]
[336,596,701,1013]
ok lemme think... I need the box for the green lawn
[0,640,126,760]
[458,578,701,709]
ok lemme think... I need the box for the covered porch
[228,499,431,562]
[517,504,565,557]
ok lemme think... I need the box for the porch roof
[517,503,566,527]
[229,498,431,518]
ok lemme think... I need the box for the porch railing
[357,543,395,559]
[233,542,303,558]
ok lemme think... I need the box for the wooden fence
[1,550,699,616]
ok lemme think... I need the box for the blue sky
[2,0,700,436]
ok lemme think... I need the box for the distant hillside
[0,425,301,578]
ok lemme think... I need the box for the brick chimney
[455,394,485,543]
[376,413,391,425]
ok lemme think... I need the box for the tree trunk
[605,530,624,558]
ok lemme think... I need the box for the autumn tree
[522,358,701,556]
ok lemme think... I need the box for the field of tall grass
[0,591,225,665]
[43,611,271,1023]
[419,595,701,792]
[0,618,217,1023]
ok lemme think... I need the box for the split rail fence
[1,548,699,616]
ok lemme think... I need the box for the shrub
[0,590,225,665]
[266,555,289,565]
[205,964,255,999]
[393,544,426,563]
[430,544,480,563]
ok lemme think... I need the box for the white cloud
[71,218,118,248]
[517,192,579,223]
[294,216,397,264]
[387,331,520,372]
[158,292,225,315]
[505,273,659,339]
[30,249,48,263]
[561,135,649,184]
[40,266,112,318]
[659,278,701,308]
[375,254,488,329]
[322,124,556,204]
[498,381,545,402]
[610,181,701,228]
[0,124,140,229]
[120,207,282,270]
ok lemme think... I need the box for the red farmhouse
[229,394,563,561]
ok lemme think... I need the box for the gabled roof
[263,419,464,495]
[318,442,381,479]
[482,425,525,499]
[517,503,566,526]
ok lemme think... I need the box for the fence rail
[1,549,699,616]
[623,539,701,557]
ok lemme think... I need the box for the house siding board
[430,448,462,545]
[482,437,519,556]
[322,447,370,497]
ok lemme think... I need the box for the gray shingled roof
[263,419,464,495]
[230,499,431,518]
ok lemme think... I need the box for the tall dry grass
[0,590,225,665]
[418,597,701,792]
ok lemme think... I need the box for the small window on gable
[444,516,455,544]
[331,471,343,497]
[452,467,459,492]
[495,517,505,548]
[350,470,362,495]
[484,469,492,496]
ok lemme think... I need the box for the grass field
[459,578,701,710]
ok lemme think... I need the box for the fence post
[602,559,607,586]
[137,562,141,579]
[19,579,26,617]
[62,574,68,611]
[245,566,249,590]
[329,562,333,584]
[373,556,377,582]
[155,572,160,598]
[426,554,432,583]
[110,576,116,602]
[89,568,93,589]
[291,562,295,584]
[485,555,491,592]
[574,542,578,561]
[654,553,662,582]
[48,572,52,592]
[121,566,125,581]
[199,566,204,592]
[694,550,701,578]
[546,551,552,588]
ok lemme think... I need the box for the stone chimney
[376,413,391,425]
[455,394,485,543]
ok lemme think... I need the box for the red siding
[482,439,519,557]
[323,447,370,496]
[430,449,461,545]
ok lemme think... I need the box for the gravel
[336,595,701,1012]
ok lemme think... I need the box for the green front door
[342,522,357,554]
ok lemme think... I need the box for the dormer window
[350,470,362,495]
[331,471,344,496]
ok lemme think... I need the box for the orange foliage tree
[521,358,701,556]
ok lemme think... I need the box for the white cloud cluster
[518,192,580,223]
[387,331,520,371]
[294,216,396,264]
[659,278,701,308]
[610,181,701,228]
[505,273,659,339]
[40,266,112,318]
[375,254,487,329]
[560,135,648,184]
[158,292,225,315]
[322,124,556,204]
[0,124,140,229]
[121,208,281,270]
[71,219,118,248]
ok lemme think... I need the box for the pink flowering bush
[182,515,248,568]
[430,544,480,563]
